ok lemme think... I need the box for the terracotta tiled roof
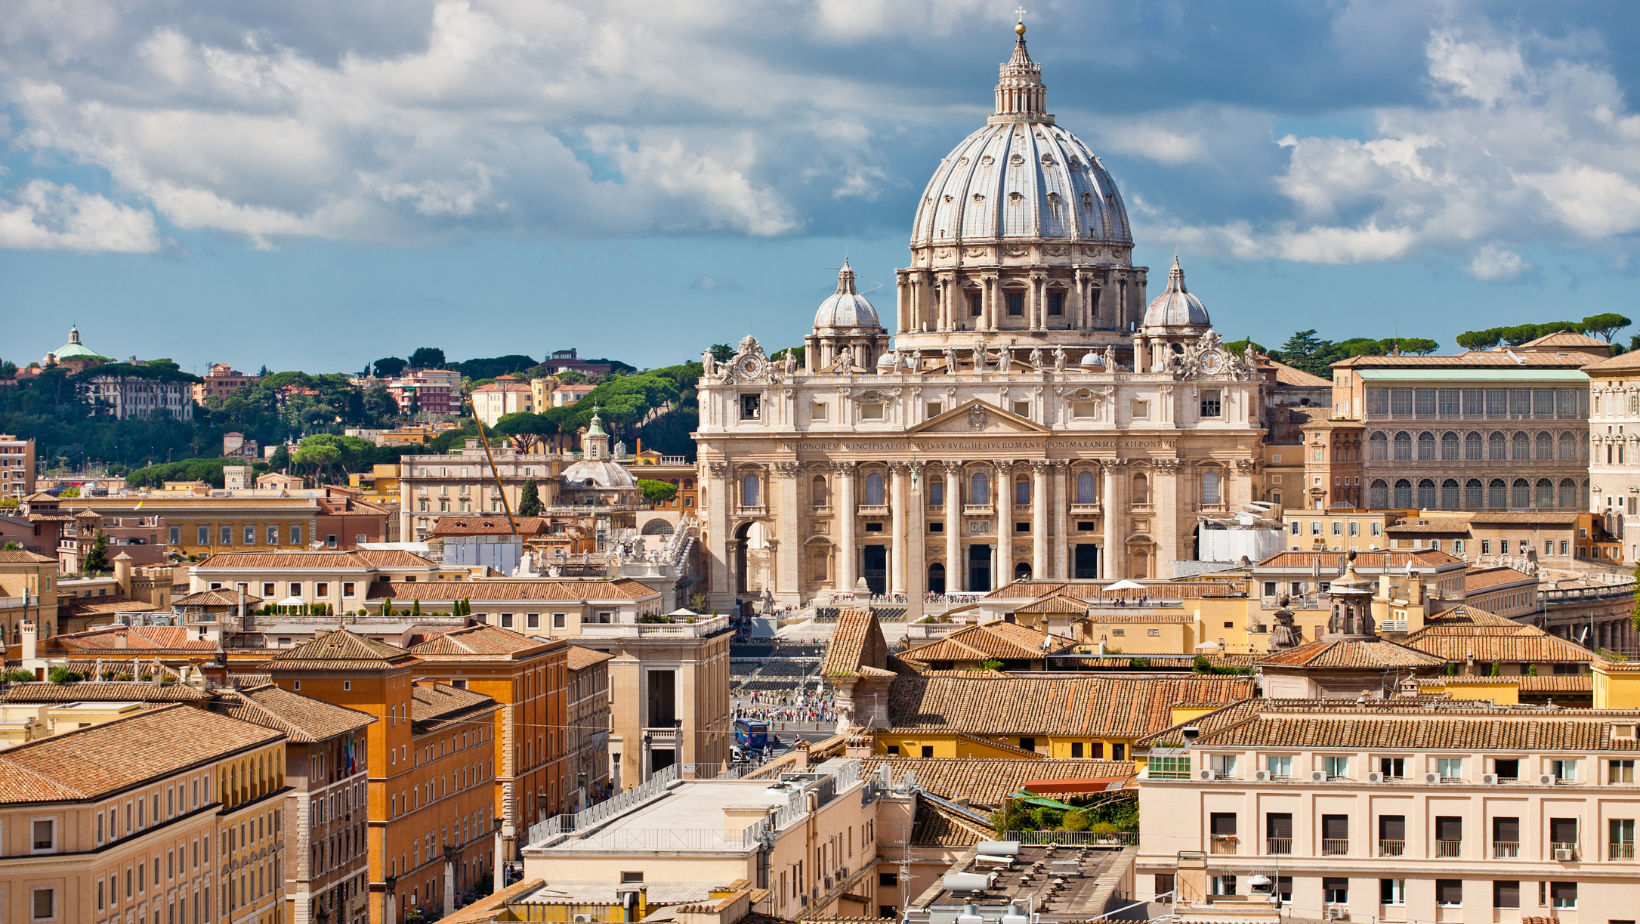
[1402,622,1594,664]
[173,590,264,607]
[1085,611,1195,624]
[1137,698,1264,748]
[407,624,554,658]
[1421,605,1518,629]
[195,550,436,569]
[366,579,658,602]
[1464,567,1537,592]
[1385,518,1471,535]
[998,581,1242,601]
[1186,700,1640,752]
[909,796,995,847]
[1595,657,1640,672]
[822,608,890,677]
[410,683,499,732]
[1013,594,1088,615]
[1429,674,1593,693]
[269,628,415,672]
[1583,350,1640,372]
[0,681,212,703]
[1267,359,1331,387]
[49,625,214,652]
[429,516,552,537]
[901,622,1076,663]
[862,757,1136,809]
[1466,511,1583,526]
[1256,549,1463,569]
[1332,350,1594,368]
[0,704,281,804]
[1256,638,1446,669]
[565,646,614,671]
[886,674,1253,738]
[0,549,55,563]
[56,595,159,618]
[215,683,374,743]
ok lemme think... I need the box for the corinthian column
[890,462,909,596]
[1031,460,1050,580]
[1052,460,1070,580]
[907,461,926,620]
[1102,460,1123,580]
[1153,459,1180,580]
[835,462,856,594]
[995,460,1013,589]
[945,464,962,592]
[705,461,732,608]
[775,461,804,604]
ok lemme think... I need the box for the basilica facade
[695,24,1265,610]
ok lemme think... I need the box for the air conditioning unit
[1554,847,1575,861]
[1423,772,1440,784]
[1539,774,1556,786]
[1366,771,1383,784]
[1324,905,1350,920]
[1253,770,1270,782]
[1481,773,1498,785]
[1197,768,1216,782]
[1310,770,1327,783]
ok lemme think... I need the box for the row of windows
[177,524,304,546]
[1368,430,1584,461]
[1366,386,1587,419]
[763,468,1224,509]
[1198,875,1581,911]
[1366,477,1585,509]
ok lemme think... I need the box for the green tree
[58,486,80,498]
[408,347,447,369]
[372,357,408,377]
[518,479,543,517]
[1582,312,1633,343]
[1387,337,1439,355]
[1457,328,1503,351]
[47,665,84,685]
[638,479,678,505]
[82,530,110,574]
[708,343,734,363]
[555,369,587,385]
[495,412,559,454]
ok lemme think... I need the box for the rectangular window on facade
[500,613,513,628]
[1380,879,1405,905]
[1072,401,1097,419]
[527,613,540,628]
[1266,755,1292,777]
[1012,401,1031,418]
[1007,292,1025,316]
[1048,292,1064,315]
[197,526,209,546]
[291,525,302,545]
[553,613,567,629]
[1390,387,1413,416]
[168,526,180,545]
[243,525,255,544]
[861,403,885,420]
[1415,388,1437,416]
[1200,390,1222,417]
[1492,880,1519,909]
[1611,759,1637,783]
[1435,880,1462,907]
[926,402,942,419]
[31,886,53,922]
[1131,400,1150,419]
[220,525,233,545]
[30,819,53,852]
[1367,388,1390,416]
[1322,878,1348,904]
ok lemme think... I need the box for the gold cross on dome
[1015,5,1027,23]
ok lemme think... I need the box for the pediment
[908,399,1050,435]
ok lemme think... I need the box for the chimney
[20,621,37,662]
[114,552,133,597]
[791,738,811,770]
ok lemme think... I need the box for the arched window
[811,475,829,507]
[1393,478,1413,508]
[1511,478,1531,508]
[1559,431,1578,460]
[1076,470,1097,504]
[1465,478,1484,509]
[1535,478,1554,508]
[1015,478,1030,506]
[864,472,885,506]
[1393,431,1412,460]
[1440,478,1460,509]
[1441,431,1459,461]
[1465,431,1483,460]
[1487,478,1507,508]
[1488,431,1507,461]
[1417,432,1436,461]
[1202,470,1222,505]
[1131,473,1150,505]
[1369,432,1388,460]
[970,471,989,505]
[741,474,760,507]
[1536,431,1554,460]
[1559,478,1578,508]
[1417,478,1436,509]
[1369,479,1389,508]
[641,520,674,536]
[1511,432,1531,461]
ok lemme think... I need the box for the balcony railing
[1494,841,1520,858]
[856,504,889,517]
[1611,843,1636,860]
[1266,837,1292,855]
[1322,839,1350,856]
[1210,836,1239,855]
[963,504,995,517]
[1379,839,1405,857]
[1551,842,1580,860]
[1069,503,1102,516]
[1436,839,1462,858]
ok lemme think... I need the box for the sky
[5,0,1640,373]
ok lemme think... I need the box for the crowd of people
[735,689,839,726]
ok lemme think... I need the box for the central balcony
[1321,839,1349,856]
[1435,839,1462,858]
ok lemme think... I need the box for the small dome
[813,260,881,330]
[562,460,637,490]
[876,352,896,370]
[53,325,101,360]
[1080,352,1101,368]
[1141,256,1210,329]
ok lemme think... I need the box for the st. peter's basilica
[695,21,1267,612]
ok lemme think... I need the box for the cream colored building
[1585,349,1640,563]
[1136,698,1640,924]
[472,375,535,426]
[695,29,1264,611]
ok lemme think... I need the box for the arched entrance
[928,562,947,595]
[732,522,751,595]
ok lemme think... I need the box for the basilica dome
[910,33,1130,248]
[1141,256,1210,329]
[813,260,880,330]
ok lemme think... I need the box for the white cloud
[1468,244,1529,280]
[0,179,162,252]
[1143,27,1640,268]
